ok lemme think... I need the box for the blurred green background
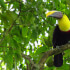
[0,0,70,70]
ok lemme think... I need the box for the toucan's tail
[54,53,63,67]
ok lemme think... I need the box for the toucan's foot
[68,41,70,44]
[62,52,65,55]
[56,46,60,49]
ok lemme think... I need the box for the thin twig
[22,54,37,68]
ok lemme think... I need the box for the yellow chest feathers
[58,15,70,32]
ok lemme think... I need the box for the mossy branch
[39,43,70,70]
[22,43,70,70]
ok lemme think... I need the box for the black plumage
[52,25,70,67]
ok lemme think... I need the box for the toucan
[46,11,70,67]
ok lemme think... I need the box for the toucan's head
[46,11,70,32]
[46,11,63,19]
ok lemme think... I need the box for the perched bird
[46,11,70,67]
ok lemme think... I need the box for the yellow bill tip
[46,11,57,17]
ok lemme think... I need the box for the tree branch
[39,43,70,70]
[22,43,70,70]
[22,54,37,68]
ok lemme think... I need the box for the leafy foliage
[0,0,70,70]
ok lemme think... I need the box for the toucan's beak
[46,11,63,19]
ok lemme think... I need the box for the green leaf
[4,49,13,69]
[6,10,17,23]
[13,1,19,9]
[47,56,54,67]
[0,0,6,10]
[13,35,22,43]
[22,27,28,37]
[31,29,37,42]
[35,46,47,55]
